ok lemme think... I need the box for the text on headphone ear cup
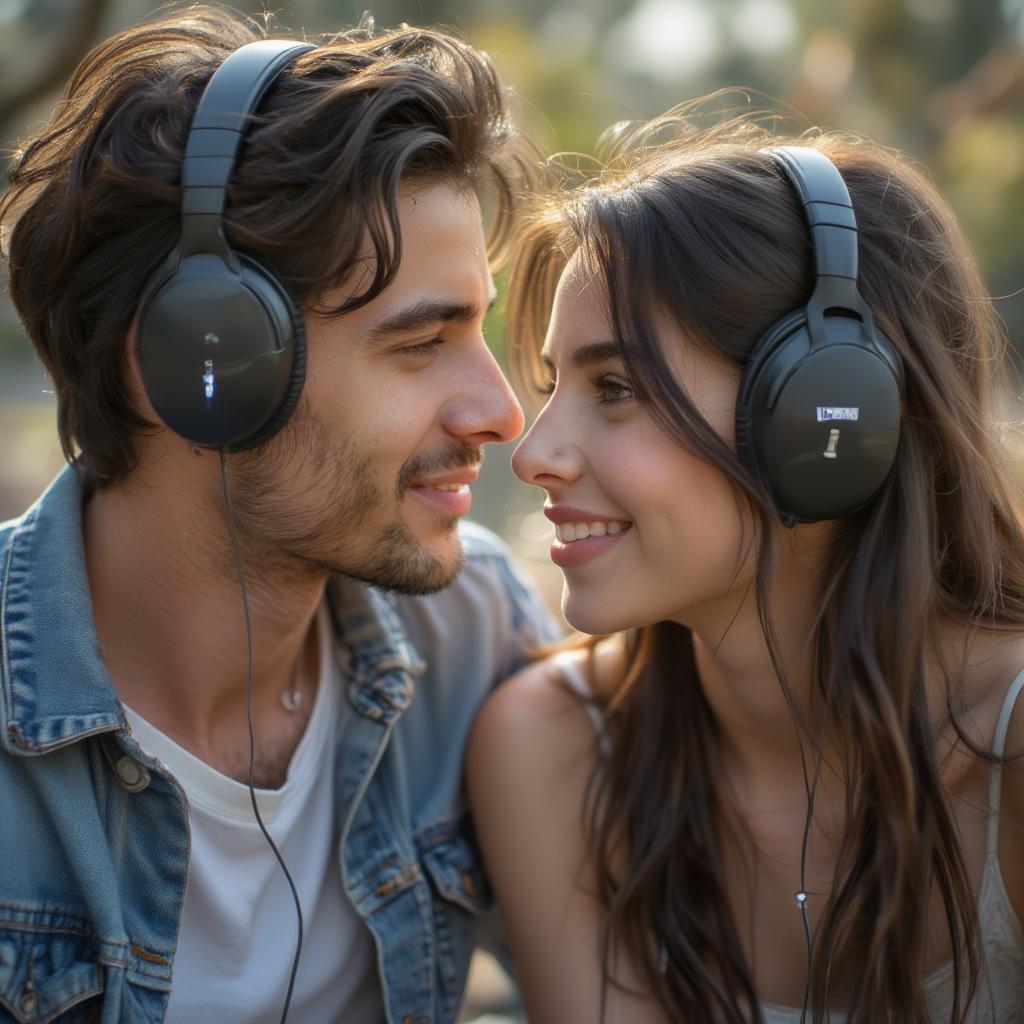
[744,317,902,521]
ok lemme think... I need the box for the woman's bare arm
[466,655,670,1024]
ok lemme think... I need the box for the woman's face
[511,251,754,635]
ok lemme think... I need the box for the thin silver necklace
[281,652,303,713]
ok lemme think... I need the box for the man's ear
[124,314,160,423]
[124,315,209,461]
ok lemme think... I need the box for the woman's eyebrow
[541,340,621,372]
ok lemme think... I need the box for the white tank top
[554,652,1024,1023]
[124,599,383,1024]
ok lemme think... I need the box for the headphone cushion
[738,314,902,522]
[735,308,807,472]
[135,252,304,449]
[227,255,307,452]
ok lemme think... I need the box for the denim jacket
[0,464,559,1024]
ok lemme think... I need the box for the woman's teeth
[555,521,630,543]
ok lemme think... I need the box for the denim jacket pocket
[417,819,494,1023]
[419,823,493,917]
[0,910,103,1024]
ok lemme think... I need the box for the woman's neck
[680,530,831,786]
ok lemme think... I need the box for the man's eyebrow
[541,340,621,373]
[364,293,498,343]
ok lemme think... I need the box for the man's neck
[82,468,326,782]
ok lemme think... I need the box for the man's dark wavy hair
[0,4,528,488]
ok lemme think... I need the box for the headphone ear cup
[735,308,808,475]
[135,252,303,450]
[227,255,306,452]
[741,315,902,522]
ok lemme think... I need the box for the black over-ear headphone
[135,40,316,451]
[734,146,904,526]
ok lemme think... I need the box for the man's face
[226,182,524,594]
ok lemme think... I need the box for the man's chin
[392,540,466,596]
[341,530,466,597]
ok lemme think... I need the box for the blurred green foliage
[1,0,1022,368]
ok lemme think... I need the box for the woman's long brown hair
[506,106,1024,1023]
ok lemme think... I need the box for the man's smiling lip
[407,468,479,516]
[410,468,480,488]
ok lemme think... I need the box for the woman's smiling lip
[543,504,633,569]
[543,504,630,525]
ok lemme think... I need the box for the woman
[466,110,1024,1023]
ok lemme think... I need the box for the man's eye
[399,338,443,357]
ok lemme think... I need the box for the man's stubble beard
[222,396,468,596]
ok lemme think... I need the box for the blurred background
[3,0,1024,536]
[1,0,1023,1019]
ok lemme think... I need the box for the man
[0,7,557,1023]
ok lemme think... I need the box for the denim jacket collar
[326,576,427,724]
[1,462,426,757]
[1,464,123,755]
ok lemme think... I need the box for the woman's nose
[511,407,582,489]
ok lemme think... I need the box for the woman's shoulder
[472,636,626,735]
[989,638,1024,902]
[466,638,627,798]
[978,638,1024,927]
[464,647,610,951]
[956,632,1024,752]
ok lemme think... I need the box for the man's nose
[445,342,525,446]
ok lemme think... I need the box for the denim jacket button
[115,755,149,792]
[20,987,38,1016]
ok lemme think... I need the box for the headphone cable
[796,710,830,1024]
[219,449,304,1024]
[796,764,815,1024]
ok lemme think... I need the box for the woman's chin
[562,584,693,636]
[561,588,633,637]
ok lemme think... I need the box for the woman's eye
[593,373,634,405]
[399,337,443,358]
[535,377,556,397]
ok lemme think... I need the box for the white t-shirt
[123,599,383,1023]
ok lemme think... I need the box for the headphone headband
[734,146,904,523]
[767,145,871,349]
[179,40,316,261]
[768,146,858,283]
[135,39,312,451]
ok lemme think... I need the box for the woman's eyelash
[592,372,635,404]
[532,372,634,403]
